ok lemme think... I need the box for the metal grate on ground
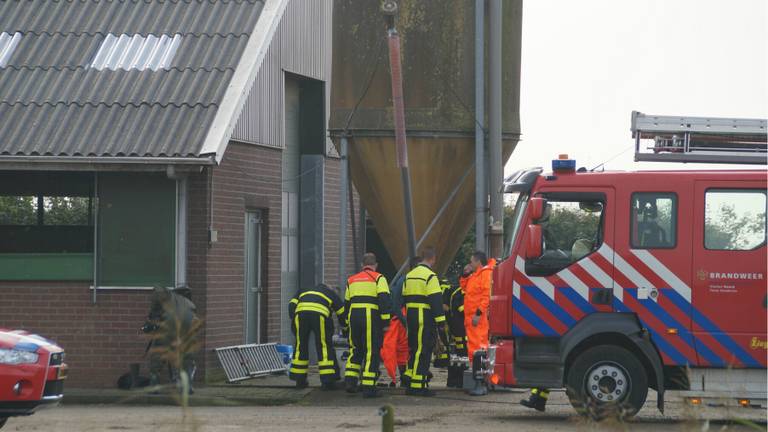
[215,343,288,383]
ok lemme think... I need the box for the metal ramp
[632,111,767,164]
[215,343,288,383]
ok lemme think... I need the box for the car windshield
[503,192,528,259]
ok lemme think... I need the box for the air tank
[330,0,522,273]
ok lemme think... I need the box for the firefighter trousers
[289,311,339,384]
[448,317,468,357]
[405,306,436,390]
[345,306,383,389]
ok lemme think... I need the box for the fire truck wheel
[565,345,648,420]
[0,417,7,429]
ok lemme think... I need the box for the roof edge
[199,0,288,163]
[0,155,215,170]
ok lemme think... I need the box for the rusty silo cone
[330,0,522,273]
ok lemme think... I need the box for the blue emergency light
[552,154,576,172]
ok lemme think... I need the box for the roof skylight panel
[0,32,22,68]
[91,34,182,71]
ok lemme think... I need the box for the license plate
[57,366,68,380]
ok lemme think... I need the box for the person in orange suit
[464,251,495,361]
[380,308,410,387]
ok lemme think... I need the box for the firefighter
[521,388,550,411]
[444,279,467,388]
[380,307,409,387]
[464,251,495,361]
[344,253,392,398]
[403,247,449,396]
[288,283,347,391]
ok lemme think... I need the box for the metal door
[245,210,264,344]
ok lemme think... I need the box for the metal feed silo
[330,0,522,274]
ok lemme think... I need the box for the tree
[0,195,36,225]
[0,195,91,226]
[44,196,91,225]
[705,203,765,250]
[446,205,516,282]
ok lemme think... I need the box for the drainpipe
[474,0,487,254]
[338,135,349,292]
[92,172,99,305]
[488,0,504,258]
[383,1,417,263]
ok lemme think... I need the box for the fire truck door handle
[591,288,613,305]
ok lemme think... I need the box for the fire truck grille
[215,343,288,383]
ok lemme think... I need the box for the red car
[0,329,67,429]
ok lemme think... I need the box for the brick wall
[0,283,153,388]
[200,141,282,378]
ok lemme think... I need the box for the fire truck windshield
[504,192,528,258]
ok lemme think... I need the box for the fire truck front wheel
[0,417,7,429]
[565,345,648,420]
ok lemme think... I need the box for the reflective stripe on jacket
[345,267,392,320]
[402,264,445,323]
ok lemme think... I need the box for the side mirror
[529,197,547,222]
[524,224,543,259]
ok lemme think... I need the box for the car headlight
[0,348,39,365]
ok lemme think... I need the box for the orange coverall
[464,259,496,358]
[380,312,409,384]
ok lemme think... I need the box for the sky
[508,0,768,175]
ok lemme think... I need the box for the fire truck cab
[486,114,767,419]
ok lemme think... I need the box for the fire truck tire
[565,345,648,420]
[0,417,7,429]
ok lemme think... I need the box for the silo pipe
[384,5,418,263]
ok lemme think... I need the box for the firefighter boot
[399,366,410,388]
[320,381,337,391]
[520,388,548,412]
[295,376,308,390]
[406,387,437,397]
[468,351,488,396]
[345,376,359,393]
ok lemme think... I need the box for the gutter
[0,155,215,171]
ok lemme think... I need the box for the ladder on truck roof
[632,111,767,165]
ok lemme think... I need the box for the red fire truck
[484,113,767,419]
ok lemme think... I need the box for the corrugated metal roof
[0,0,264,160]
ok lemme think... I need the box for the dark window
[705,189,766,251]
[0,172,94,254]
[631,192,677,249]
